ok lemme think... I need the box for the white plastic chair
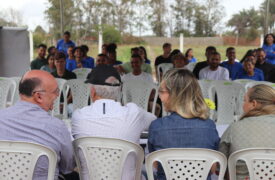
[73,137,144,180]
[0,140,57,180]
[210,81,244,125]
[157,63,173,83]
[73,68,91,79]
[63,79,90,116]
[10,77,21,105]
[228,148,275,180]
[0,78,15,109]
[146,148,227,180]
[245,81,273,90]
[186,62,197,72]
[122,79,158,115]
[52,78,67,119]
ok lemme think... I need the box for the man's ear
[33,92,43,104]
[90,87,96,98]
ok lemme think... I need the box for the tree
[0,8,24,27]
[45,0,76,38]
[148,0,166,36]
[228,8,261,40]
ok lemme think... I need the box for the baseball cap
[85,65,121,86]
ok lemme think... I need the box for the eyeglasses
[33,87,60,95]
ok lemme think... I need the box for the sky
[0,0,265,34]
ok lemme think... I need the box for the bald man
[0,70,75,180]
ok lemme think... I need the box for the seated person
[106,43,123,66]
[236,58,264,81]
[221,47,243,80]
[118,52,152,74]
[171,53,188,69]
[193,46,217,79]
[148,69,220,180]
[0,70,75,180]
[219,84,275,179]
[66,46,91,72]
[71,65,156,180]
[47,46,57,55]
[40,53,56,73]
[139,46,151,64]
[185,48,197,63]
[31,44,47,70]
[95,53,108,66]
[81,44,95,68]
[65,46,75,71]
[52,52,76,80]
[199,52,230,80]
[255,48,275,81]
[121,54,153,82]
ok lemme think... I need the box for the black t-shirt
[255,61,275,81]
[192,61,208,79]
[51,70,77,80]
[154,55,172,66]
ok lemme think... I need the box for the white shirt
[71,99,156,180]
[122,72,154,83]
[199,66,230,80]
[224,58,240,62]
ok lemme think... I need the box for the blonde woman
[148,69,219,180]
[219,84,275,179]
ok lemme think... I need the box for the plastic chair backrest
[157,63,173,82]
[146,148,227,180]
[73,68,91,79]
[210,81,243,125]
[0,78,15,109]
[73,137,144,180]
[10,77,21,105]
[0,140,57,180]
[52,78,67,118]
[228,148,275,180]
[63,79,90,117]
[186,62,197,72]
[122,79,158,114]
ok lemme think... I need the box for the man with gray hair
[71,65,156,180]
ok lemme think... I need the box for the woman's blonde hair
[162,68,209,119]
[241,84,275,119]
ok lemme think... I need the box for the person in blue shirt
[66,46,77,71]
[139,46,151,64]
[106,43,122,66]
[221,47,243,80]
[262,33,275,65]
[81,45,95,68]
[66,46,91,72]
[185,48,197,63]
[56,31,76,56]
[236,58,264,81]
[148,68,219,180]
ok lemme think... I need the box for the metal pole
[60,0,64,35]
[264,0,270,35]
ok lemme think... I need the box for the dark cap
[85,65,121,86]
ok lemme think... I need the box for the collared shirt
[199,66,230,80]
[148,112,220,180]
[31,57,48,70]
[71,99,156,180]
[0,101,75,180]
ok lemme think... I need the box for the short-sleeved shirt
[31,57,48,70]
[221,61,243,80]
[82,56,95,68]
[56,39,76,55]
[199,66,230,80]
[262,44,275,64]
[122,62,152,74]
[51,70,77,80]
[236,68,264,81]
[65,59,91,72]
[154,55,172,66]
[0,101,75,180]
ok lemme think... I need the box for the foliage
[102,25,122,44]
[148,0,166,36]
[227,8,261,40]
